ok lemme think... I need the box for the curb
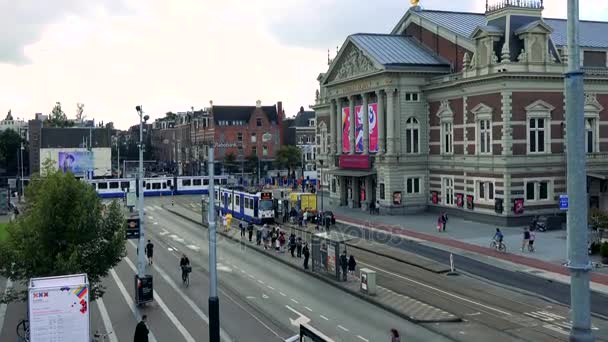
[165,205,461,324]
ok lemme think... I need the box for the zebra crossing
[524,310,599,335]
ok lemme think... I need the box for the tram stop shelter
[311,231,351,281]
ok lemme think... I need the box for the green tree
[245,153,259,173]
[0,129,25,175]
[0,160,126,303]
[275,145,302,177]
[46,102,73,128]
[223,152,238,174]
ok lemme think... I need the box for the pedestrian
[278,231,286,252]
[134,315,149,342]
[289,233,296,257]
[522,227,531,252]
[348,255,357,276]
[222,214,227,232]
[340,251,348,281]
[296,237,303,258]
[271,228,278,249]
[303,210,308,227]
[442,212,448,231]
[262,224,269,249]
[303,243,310,270]
[145,240,154,265]
[436,214,443,232]
[247,222,254,242]
[529,229,536,252]
[239,220,246,238]
[390,328,400,342]
[325,215,331,232]
[256,226,262,245]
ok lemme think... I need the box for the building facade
[291,107,317,174]
[314,1,608,225]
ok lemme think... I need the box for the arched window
[405,117,420,154]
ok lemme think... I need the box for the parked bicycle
[490,239,507,252]
[16,319,29,342]
[92,330,113,342]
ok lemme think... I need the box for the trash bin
[360,268,376,296]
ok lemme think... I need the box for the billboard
[342,107,350,153]
[354,104,379,153]
[58,151,92,175]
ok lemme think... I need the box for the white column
[362,93,369,155]
[348,95,356,155]
[330,99,337,155]
[377,90,385,154]
[336,99,343,155]
[386,89,395,155]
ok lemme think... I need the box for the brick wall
[405,23,472,72]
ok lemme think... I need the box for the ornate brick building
[313,0,608,225]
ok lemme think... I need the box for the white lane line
[246,296,256,300]
[96,297,119,342]
[304,307,313,312]
[357,335,369,342]
[267,286,275,290]
[240,270,246,274]
[154,205,163,210]
[148,216,154,220]
[320,315,329,321]
[249,275,255,279]
[358,261,512,316]
[280,292,287,297]
[338,325,349,332]
[0,279,13,337]
[126,241,233,342]
[257,280,265,285]
[122,257,196,342]
[109,269,158,342]
[290,298,299,304]
[153,222,159,225]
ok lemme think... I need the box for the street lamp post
[135,106,149,279]
[206,146,220,342]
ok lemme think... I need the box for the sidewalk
[317,196,608,287]
[165,203,460,324]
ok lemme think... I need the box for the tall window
[586,118,596,153]
[405,117,420,154]
[442,178,454,205]
[252,146,257,156]
[251,133,257,143]
[263,145,268,156]
[528,118,546,153]
[237,132,243,142]
[256,118,262,127]
[478,119,492,154]
[441,121,453,155]
[477,181,494,201]
[525,180,551,201]
[406,177,421,194]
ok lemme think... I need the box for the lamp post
[206,145,220,342]
[135,106,149,279]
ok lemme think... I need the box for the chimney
[256,100,262,108]
[300,106,304,113]
[277,101,283,146]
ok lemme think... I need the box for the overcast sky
[1,0,607,129]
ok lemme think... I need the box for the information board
[29,274,89,342]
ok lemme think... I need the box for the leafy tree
[0,160,126,303]
[46,102,73,128]
[223,152,238,174]
[0,129,25,175]
[245,153,259,173]
[75,103,86,123]
[165,112,177,121]
[275,145,302,177]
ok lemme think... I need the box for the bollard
[447,253,459,276]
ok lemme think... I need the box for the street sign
[126,217,140,239]
[559,194,568,211]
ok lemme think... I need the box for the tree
[0,160,126,303]
[245,153,259,173]
[0,129,25,175]
[223,152,238,174]
[75,103,86,123]
[46,102,73,128]
[275,145,302,177]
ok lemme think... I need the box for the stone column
[362,93,370,155]
[386,89,395,155]
[377,90,385,154]
[336,99,343,155]
[362,176,372,211]
[349,96,356,154]
[330,99,336,155]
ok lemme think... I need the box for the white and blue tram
[88,175,228,198]
[215,186,275,224]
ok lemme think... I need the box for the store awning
[588,172,608,180]
[327,169,376,177]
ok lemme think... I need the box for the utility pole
[135,106,149,279]
[206,146,220,342]
[565,1,594,341]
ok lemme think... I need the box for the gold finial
[410,0,420,6]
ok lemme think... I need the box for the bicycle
[490,239,507,252]
[16,319,29,342]
[92,330,113,342]
[181,265,191,287]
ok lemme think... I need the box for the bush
[589,208,608,229]
[601,242,608,258]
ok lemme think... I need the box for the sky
[1,0,607,130]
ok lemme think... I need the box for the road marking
[126,241,233,342]
[358,261,512,316]
[286,305,311,327]
[257,280,265,285]
[304,306,313,312]
[109,269,158,342]
[240,270,246,273]
[357,335,369,342]
[337,325,349,332]
[249,275,255,279]
[96,297,119,342]
[123,258,196,342]
[186,245,200,252]
[290,298,299,304]
[154,205,163,210]
[148,216,154,220]
[246,296,256,300]
[267,286,275,290]
[153,222,159,225]
[160,230,169,236]
[0,279,13,337]
[280,292,287,296]
[320,315,329,321]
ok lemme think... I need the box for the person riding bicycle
[180,254,191,282]
[493,228,504,244]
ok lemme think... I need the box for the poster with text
[29,286,89,342]
[342,107,350,153]
[58,151,93,176]
[369,103,378,153]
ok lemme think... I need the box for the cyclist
[180,254,191,283]
[493,228,504,244]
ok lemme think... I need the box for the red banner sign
[339,155,370,169]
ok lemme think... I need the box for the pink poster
[369,103,378,153]
[355,105,363,153]
[342,107,350,153]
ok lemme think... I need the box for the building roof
[292,109,316,127]
[350,33,449,66]
[211,105,278,124]
[409,9,608,48]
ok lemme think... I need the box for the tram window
[153,183,161,190]
[167,180,172,187]
[249,199,254,208]
[236,196,240,206]
[162,183,167,189]
[98,183,108,189]
[121,182,130,190]
[221,179,228,185]
[214,179,220,185]
[146,183,151,190]
[183,179,191,186]
[193,179,202,186]
[203,179,209,185]
[109,182,119,189]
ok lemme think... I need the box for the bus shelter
[311,232,349,282]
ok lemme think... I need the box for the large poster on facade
[354,104,379,153]
[342,107,350,153]
[58,151,93,175]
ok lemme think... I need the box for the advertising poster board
[431,191,439,204]
[342,108,350,153]
[466,195,474,210]
[456,193,464,208]
[513,199,524,214]
[368,103,378,153]
[28,274,89,342]
[393,191,402,205]
[58,151,93,176]
[355,105,363,153]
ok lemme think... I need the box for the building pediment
[470,25,504,40]
[470,103,493,119]
[585,93,604,113]
[514,20,553,36]
[324,42,381,84]
[525,99,555,113]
